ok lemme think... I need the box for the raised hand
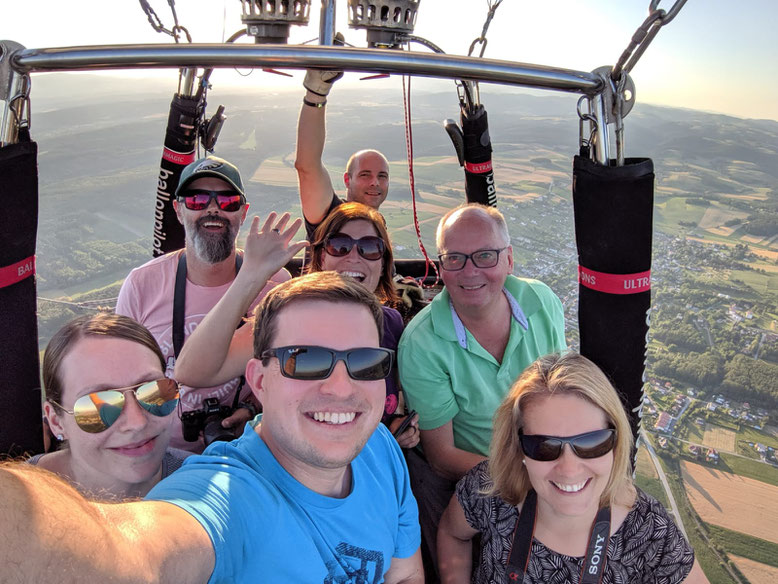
[303,69,343,97]
[241,212,308,285]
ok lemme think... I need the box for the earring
[56,434,64,441]
[522,459,526,465]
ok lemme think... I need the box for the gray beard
[188,219,236,264]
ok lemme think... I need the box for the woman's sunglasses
[261,345,394,381]
[519,428,616,461]
[50,378,179,434]
[178,189,245,212]
[323,233,385,261]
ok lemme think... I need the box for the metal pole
[0,73,26,146]
[1,41,27,146]
[178,67,197,96]
[8,44,603,95]
[319,0,337,46]
[590,94,610,164]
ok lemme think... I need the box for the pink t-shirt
[116,251,289,452]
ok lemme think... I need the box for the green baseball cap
[175,155,245,198]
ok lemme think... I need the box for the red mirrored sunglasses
[178,189,245,212]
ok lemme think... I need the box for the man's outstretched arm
[1,463,214,584]
[294,69,342,226]
[384,549,424,584]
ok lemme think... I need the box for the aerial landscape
[25,70,778,584]
[4,0,777,580]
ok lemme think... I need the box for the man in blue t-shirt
[0,272,422,584]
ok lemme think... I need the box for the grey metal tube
[591,94,610,163]
[178,67,197,96]
[319,0,336,46]
[10,44,603,95]
[1,72,27,146]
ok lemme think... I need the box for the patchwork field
[729,556,778,584]
[697,207,748,230]
[703,424,737,452]
[681,461,778,544]
[252,157,297,187]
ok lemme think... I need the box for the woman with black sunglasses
[438,352,708,584]
[29,313,188,500]
[174,203,420,449]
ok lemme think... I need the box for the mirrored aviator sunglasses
[518,428,617,461]
[261,345,394,381]
[53,378,179,433]
[323,233,385,261]
[179,189,244,212]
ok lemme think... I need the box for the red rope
[402,75,439,286]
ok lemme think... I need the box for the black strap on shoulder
[505,489,537,583]
[505,489,611,584]
[172,251,188,358]
[581,506,611,584]
[172,251,243,358]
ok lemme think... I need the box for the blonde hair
[487,352,636,508]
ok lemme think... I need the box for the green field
[655,196,707,231]
[706,525,778,569]
[719,453,778,487]
[634,475,670,508]
[738,426,778,450]
[731,268,778,297]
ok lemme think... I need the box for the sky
[3,0,777,121]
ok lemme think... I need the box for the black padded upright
[573,155,654,446]
[462,104,497,207]
[152,94,200,256]
[0,133,43,456]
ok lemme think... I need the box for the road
[640,431,688,539]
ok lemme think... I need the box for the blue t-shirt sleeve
[375,425,421,559]
[147,457,269,583]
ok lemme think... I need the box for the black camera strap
[173,251,250,421]
[505,489,611,584]
[172,250,243,358]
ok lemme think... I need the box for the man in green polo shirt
[398,203,566,580]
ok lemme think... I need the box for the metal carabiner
[10,71,31,123]
[577,96,598,159]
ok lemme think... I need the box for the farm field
[703,424,736,451]
[728,556,778,584]
[634,446,669,507]
[681,461,778,544]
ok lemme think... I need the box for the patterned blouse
[456,461,695,584]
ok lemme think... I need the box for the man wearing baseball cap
[116,155,291,452]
